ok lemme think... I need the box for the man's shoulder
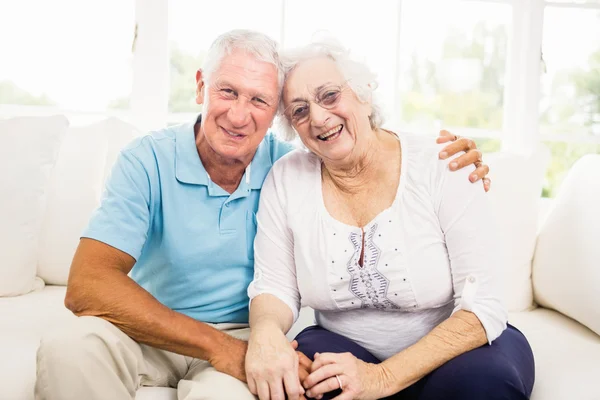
[116,124,187,175]
[262,132,296,162]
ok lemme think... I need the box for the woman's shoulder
[270,148,320,180]
[397,132,447,163]
[396,132,451,179]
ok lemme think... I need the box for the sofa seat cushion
[0,286,175,400]
[509,308,600,400]
[0,286,75,400]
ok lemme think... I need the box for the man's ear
[195,69,206,105]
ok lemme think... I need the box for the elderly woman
[245,40,534,400]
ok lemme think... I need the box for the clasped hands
[245,329,386,400]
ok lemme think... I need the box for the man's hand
[208,334,249,382]
[292,340,312,393]
[436,129,491,192]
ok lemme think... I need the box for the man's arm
[65,238,249,381]
[437,130,491,192]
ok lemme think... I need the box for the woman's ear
[195,69,206,105]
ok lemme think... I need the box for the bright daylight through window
[1,0,598,196]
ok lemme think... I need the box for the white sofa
[1,115,599,400]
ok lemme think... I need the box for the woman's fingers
[283,370,304,400]
[304,363,344,389]
[306,376,344,398]
[247,376,258,395]
[310,352,338,372]
[257,380,271,400]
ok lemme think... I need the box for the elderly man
[35,29,489,400]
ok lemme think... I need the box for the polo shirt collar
[175,114,274,190]
[175,115,209,186]
[248,134,273,190]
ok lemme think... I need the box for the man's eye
[221,89,235,95]
[253,97,267,105]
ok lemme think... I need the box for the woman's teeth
[318,125,343,141]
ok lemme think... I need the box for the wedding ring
[335,374,343,390]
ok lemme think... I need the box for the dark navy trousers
[295,324,535,400]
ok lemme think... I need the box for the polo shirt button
[225,203,230,207]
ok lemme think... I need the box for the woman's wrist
[373,362,405,398]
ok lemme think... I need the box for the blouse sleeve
[435,153,508,343]
[247,167,301,323]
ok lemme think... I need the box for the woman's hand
[303,352,388,400]
[246,322,306,400]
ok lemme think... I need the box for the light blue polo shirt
[82,116,294,323]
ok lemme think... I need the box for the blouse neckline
[315,131,409,232]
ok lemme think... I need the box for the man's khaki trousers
[35,316,257,400]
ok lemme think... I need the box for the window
[0,0,134,123]
[2,0,598,197]
[168,0,283,119]
[284,0,399,120]
[539,5,600,196]
[397,0,511,140]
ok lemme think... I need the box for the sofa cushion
[37,118,138,285]
[532,155,600,336]
[486,147,550,312]
[0,286,75,399]
[509,308,600,400]
[0,286,176,400]
[0,116,69,296]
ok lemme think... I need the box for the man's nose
[228,98,251,127]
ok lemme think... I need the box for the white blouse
[248,133,507,360]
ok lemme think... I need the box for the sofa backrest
[0,116,69,296]
[532,154,600,336]
[485,147,550,312]
[36,118,138,285]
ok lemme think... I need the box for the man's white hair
[278,37,386,141]
[202,29,284,95]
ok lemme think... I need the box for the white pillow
[533,154,600,336]
[37,118,138,285]
[0,115,69,296]
[486,147,550,312]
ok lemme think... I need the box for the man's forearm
[66,267,232,362]
[378,310,488,397]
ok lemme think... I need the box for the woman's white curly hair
[278,36,386,141]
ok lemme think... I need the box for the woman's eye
[321,91,339,106]
[292,106,308,118]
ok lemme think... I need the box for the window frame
[1,0,599,150]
